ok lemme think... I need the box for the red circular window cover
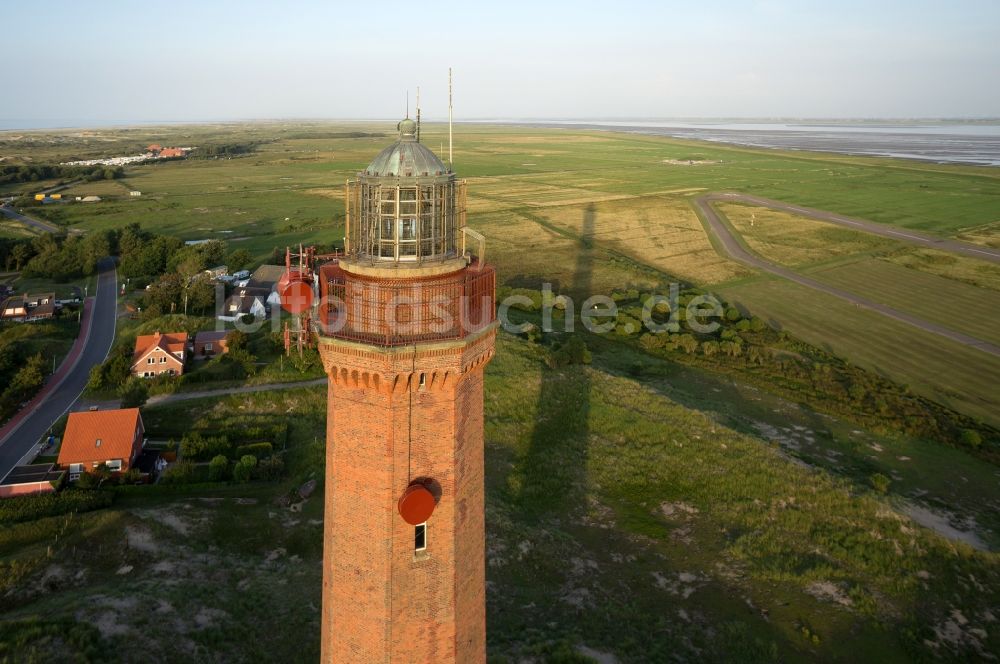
[398,483,436,525]
[280,279,313,315]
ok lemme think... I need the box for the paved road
[699,192,1000,264]
[0,258,118,481]
[693,194,1000,358]
[0,204,62,234]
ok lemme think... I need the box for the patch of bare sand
[901,503,989,551]
[806,581,853,607]
[125,525,160,554]
[577,645,619,663]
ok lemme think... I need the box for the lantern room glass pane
[399,218,416,240]
[355,177,458,262]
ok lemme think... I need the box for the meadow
[1,332,999,662]
[1,122,1000,661]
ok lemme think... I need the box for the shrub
[870,473,891,495]
[222,348,257,377]
[233,455,258,483]
[639,333,664,351]
[180,433,231,461]
[118,377,149,408]
[290,348,319,374]
[960,429,983,449]
[235,442,273,459]
[86,364,105,391]
[675,334,699,354]
[521,323,542,344]
[0,489,114,525]
[614,314,642,337]
[119,468,142,485]
[159,460,197,485]
[226,329,249,352]
[546,336,591,368]
[208,455,229,481]
[255,455,285,480]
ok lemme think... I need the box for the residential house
[246,264,285,308]
[0,464,64,498]
[194,330,230,358]
[57,408,145,480]
[218,287,268,322]
[132,331,188,377]
[0,292,57,322]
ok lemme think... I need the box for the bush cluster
[0,490,114,526]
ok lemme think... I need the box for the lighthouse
[314,117,496,663]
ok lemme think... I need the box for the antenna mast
[448,67,453,166]
[416,86,421,142]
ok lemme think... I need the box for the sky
[4,0,999,127]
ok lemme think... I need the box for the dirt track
[692,193,1000,358]
[698,192,1000,264]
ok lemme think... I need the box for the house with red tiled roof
[57,408,145,480]
[132,331,188,377]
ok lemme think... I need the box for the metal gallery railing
[317,261,495,348]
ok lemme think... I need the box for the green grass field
[719,276,1000,426]
[2,333,999,662]
[2,122,1000,662]
[806,258,1000,346]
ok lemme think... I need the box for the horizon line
[3,116,1000,133]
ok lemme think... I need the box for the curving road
[0,204,62,234]
[698,193,1000,264]
[693,194,1000,357]
[0,258,118,481]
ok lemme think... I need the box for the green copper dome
[397,118,417,137]
[364,118,448,178]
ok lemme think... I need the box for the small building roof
[58,408,143,466]
[223,293,266,315]
[194,330,228,344]
[1,463,63,486]
[133,331,187,364]
[2,292,56,318]
[247,264,286,288]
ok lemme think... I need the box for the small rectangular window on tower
[414,523,427,552]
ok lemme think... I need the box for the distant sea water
[491,120,1000,166]
[5,117,1000,167]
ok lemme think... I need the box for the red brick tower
[316,118,496,663]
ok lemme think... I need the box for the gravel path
[145,377,328,406]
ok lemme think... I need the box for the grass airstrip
[1,122,999,661]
